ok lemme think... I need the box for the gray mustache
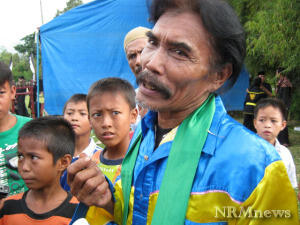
[136,70,172,99]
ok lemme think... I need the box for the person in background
[257,71,273,97]
[254,98,297,188]
[67,0,299,224]
[276,67,292,147]
[0,116,78,224]
[60,94,102,191]
[243,77,267,132]
[124,26,151,128]
[0,61,31,196]
[15,76,29,117]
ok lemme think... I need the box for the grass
[288,121,300,218]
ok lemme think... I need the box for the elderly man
[68,0,298,224]
[124,27,151,121]
[124,26,150,78]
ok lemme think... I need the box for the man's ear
[210,63,232,92]
[56,154,72,172]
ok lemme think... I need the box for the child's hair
[0,61,13,86]
[254,98,287,121]
[18,116,75,163]
[63,93,87,114]
[87,77,136,111]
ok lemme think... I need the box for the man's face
[137,11,221,112]
[126,38,148,77]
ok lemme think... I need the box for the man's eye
[173,49,188,58]
[112,111,120,115]
[17,154,24,160]
[0,91,5,94]
[128,54,136,60]
[80,112,87,116]
[148,38,157,46]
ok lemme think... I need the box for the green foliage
[0,50,33,81]
[10,0,84,82]
[55,0,83,17]
[14,33,36,57]
[229,0,300,119]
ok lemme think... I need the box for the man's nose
[136,53,142,66]
[143,47,165,76]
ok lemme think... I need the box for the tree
[0,50,32,81]
[14,33,36,57]
[12,0,84,82]
[55,0,83,17]
[229,0,300,119]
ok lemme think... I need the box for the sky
[0,0,92,53]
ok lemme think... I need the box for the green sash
[121,94,215,225]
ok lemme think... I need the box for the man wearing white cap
[124,26,151,78]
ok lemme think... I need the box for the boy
[60,94,102,191]
[69,77,137,225]
[87,78,137,182]
[0,116,78,224]
[0,61,31,196]
[254,98,297,188]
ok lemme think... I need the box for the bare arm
[260,84,273,97]
[67,156,114,214]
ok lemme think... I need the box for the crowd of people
[0,0,299,224]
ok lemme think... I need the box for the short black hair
[254,98,287,121]
[0,61,13,86]
[148,0,246,91]
[63,93,87,114]
[258,71,265,76]
[87,77,136,111]
[18,116,75,163]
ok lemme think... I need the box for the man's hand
[67,155,114,213]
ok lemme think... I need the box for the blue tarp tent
[40,0,249,115]
[40,0,152,115]
[220,66,249,111]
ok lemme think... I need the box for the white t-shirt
[274,139,298,188]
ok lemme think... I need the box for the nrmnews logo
[215,206,291,219]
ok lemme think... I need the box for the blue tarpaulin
[40,0,152,115]
[40,0,249,115]
[220,66,249,111]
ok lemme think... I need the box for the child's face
[64,101,91,137]
[17,138,62,190]
[0,81,15,120]
[89,92,137,150]
[254,106,286,145]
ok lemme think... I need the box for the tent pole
[36,31,40,118]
